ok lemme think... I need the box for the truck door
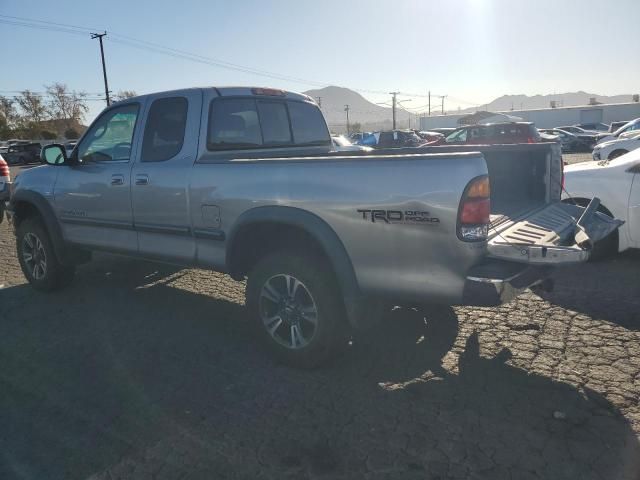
[131,90,202,262]
[53,102,142,252]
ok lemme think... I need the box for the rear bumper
[461,261,551,306]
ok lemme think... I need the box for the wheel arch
[10,190,69,264]
[226,206,364,328]
[608,149,629,160]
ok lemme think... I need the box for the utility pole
[344,104,350,135]
[316,96,322,108]
[439,95,447,114]
[428,90,431,116]
[91,32,111,106]
[389,91,399,129]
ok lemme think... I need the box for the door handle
[135,174,149,186]
[111,174,124,186]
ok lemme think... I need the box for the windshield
[613,119,640,137]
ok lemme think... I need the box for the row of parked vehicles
[0,140,77,165]
[342,117,640,161]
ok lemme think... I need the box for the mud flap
[487,198,624,265]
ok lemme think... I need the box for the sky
[1,0,639,122]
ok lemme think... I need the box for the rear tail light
[457,175,490,242]
[0,158,9,179]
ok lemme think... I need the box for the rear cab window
[207,97,330,150]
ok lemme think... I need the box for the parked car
[331,135,373,152]
[608,121,629,133]
[557,125,599,135]
[539,128,595,152]
[416,130,444,143]
[433,122,541,145]
[0,154,10,223]
[8,86,619,367]
[597,118,640,144]
[563,148,640,258]
[577,122,609,132]
[4,142,42,165]
[366,130,425,148]
[429,127,457,136]
[592,131,640,161]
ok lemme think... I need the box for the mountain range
[303,87,637,133]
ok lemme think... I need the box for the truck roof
[112,87,314,105]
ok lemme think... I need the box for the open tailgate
[488,198,623,265]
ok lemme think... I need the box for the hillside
[461,91,636,113]
[303,86,411,132]
[302,86,637,132]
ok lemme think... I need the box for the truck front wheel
[16,218,75,291]
[246,252,349,368]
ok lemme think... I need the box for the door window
[141,97,188,162]
[78,104,139,162]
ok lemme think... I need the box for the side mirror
[41,144,68,166]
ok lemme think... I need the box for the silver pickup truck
[8,87,621,367]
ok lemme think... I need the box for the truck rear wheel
[16,217,75,291]
[246,251,348,368]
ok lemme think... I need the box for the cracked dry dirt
[1,158,639,479]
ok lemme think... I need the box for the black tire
[608,149,628,160]
[246,251,349,368]
[16,217,75,291]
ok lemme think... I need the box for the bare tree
[45,82,89,128]
[112,90,137,102]
[0,96,18,128]
[15,90,48,126]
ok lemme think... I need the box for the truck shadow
[0,257,638,479]
[538,249,640,331]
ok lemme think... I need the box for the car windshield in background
[332,135,352,146]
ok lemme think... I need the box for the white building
[419,102,640,130]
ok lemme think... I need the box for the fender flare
[226,206,364,328]
[10,190,69,264]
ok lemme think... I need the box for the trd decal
[357,209,440,225]
[60,209,87,217]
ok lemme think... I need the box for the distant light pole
[439,95,447,114]
[344,104,350,134]
[397,99,412,129]
[91,31,111,106]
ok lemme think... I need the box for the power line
[0,14,487,106]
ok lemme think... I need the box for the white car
[592,131,640,161]
[596,118,640,144]
[563,149,640,256]
[331,135,373,152]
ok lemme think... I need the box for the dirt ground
[1,155,639,479]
